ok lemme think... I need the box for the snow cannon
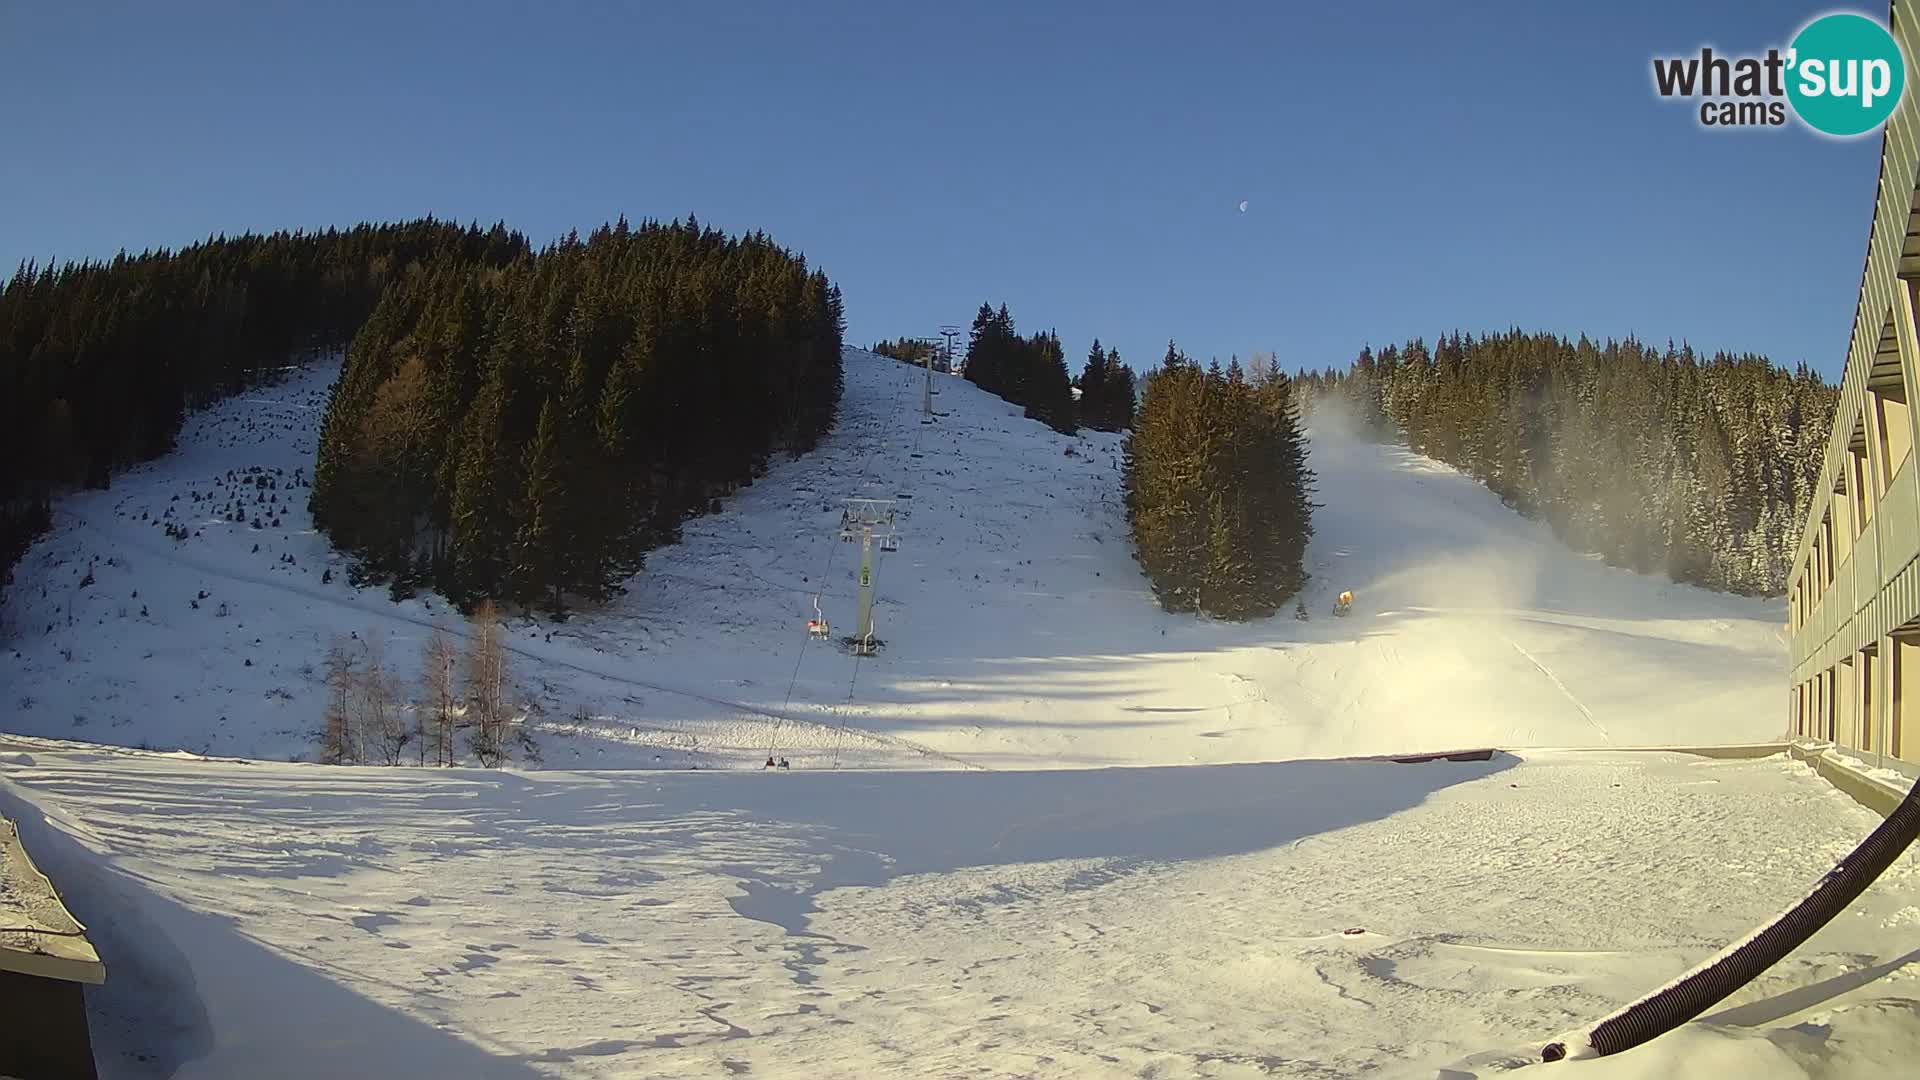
[1333,591,1354,617]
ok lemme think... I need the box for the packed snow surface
[2,742,1916,1078]
[4,348,1908,1078]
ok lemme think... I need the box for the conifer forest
[1296,332,1836,596]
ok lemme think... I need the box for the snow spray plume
[1541,774,1920,1061]
[1305,396,1553,616]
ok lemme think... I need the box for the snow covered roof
[0,817,104,984]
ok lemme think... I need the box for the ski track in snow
[1505,636,1611,745]
[4,349,1910,1077]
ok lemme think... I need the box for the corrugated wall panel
[1785,3,1920,714]
[1838,558,1857,625]
[1883,459,1920,575]
[1859,524,1883,617]
[1894,553,1920,632]
[1794,0,1920,577]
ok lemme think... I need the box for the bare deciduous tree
[321,636,357,764]
[465,599,510,767]
[422,620,458,766]
[1245,350,1282,388]
[357,628,408,766]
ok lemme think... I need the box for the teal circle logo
[1786,13,1906,136]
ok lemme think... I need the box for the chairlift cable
[778,356,914,764]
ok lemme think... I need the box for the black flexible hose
[1541,766,1920,1062]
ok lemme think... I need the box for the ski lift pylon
[839,497,898,539]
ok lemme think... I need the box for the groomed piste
[2,349,1914,1078]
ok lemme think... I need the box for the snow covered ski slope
[1,348,1913,1079]
[2,348,1786,770]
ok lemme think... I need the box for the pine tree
[511,399,570,617]
[1079,338,1110,429]
[1022,330,1077,434]
[1108,350,1137,430]
[446,368,514,610]
[964,302,1004,393]
[290,217,845,612]
[1124,340,1312,618]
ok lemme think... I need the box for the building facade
[1788,0,1920,765]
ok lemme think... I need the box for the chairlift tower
[838,497,898,655]
[917,336,940,422]
[939,325,961,375]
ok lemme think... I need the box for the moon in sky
[1237,200,1249,213]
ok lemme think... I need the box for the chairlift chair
[807,595,831,639]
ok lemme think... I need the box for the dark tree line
[0,219,529,603]
[870,336,943,369]
[1126,345,1315,619]
[962,302,1078,434]
[309,217,845,617]
[880,323,1134,429]
[1076,338,1137,432]
[1295,331,1837,596]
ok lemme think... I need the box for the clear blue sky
[0,1,1884,379]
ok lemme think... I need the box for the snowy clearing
[1,349,1787,771]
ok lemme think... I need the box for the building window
[1833,482,1855,562]
[1826,667,1839,741]
[1823,512,1836,586]
[1839,662,1851,742]
[1875,379,1911,492]
[1895,631,1920,763]
[1861,647,1877,753]
[1848,437,1873,533]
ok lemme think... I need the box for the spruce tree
[511,399,570,617]
[1079,338,1110,429]
[1022,330,1077,434]
[1125,340,1315,618]
[1108,349,1136,430]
